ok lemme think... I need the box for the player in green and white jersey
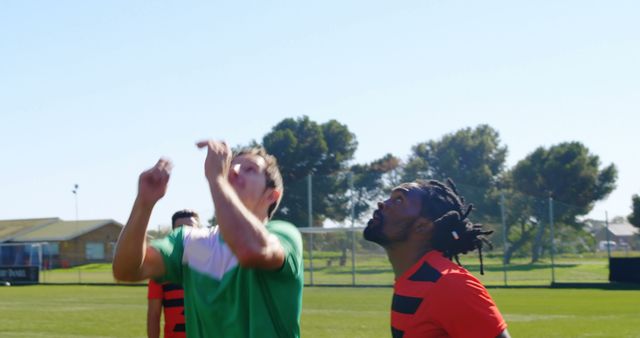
[113,141,303,338]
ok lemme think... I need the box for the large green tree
[509,141,617,262]
[628,194,640,229]
[402,124,508,221]
[262,116,357,227]
[348,153,402,223]
[499,173,546,263]
[319,153,402,266]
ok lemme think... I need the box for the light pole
[72,184,79,221]
[71,184,80,281]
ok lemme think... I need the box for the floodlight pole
[72,184,79,222]
[72,184,81,282]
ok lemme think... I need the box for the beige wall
[59,223,122,266]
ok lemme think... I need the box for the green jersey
[152,220,304,338]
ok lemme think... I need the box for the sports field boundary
[550,282,640,290]
[4,281,639,291]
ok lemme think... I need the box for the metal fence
[295,174,639,287]
[1,174,638,286]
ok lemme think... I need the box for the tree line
[249,116,629,264]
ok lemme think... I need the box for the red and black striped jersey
[148,279,186,338]
[391,250,507,338]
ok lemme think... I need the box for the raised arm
[112,159,172,281]
[196,140,284,270]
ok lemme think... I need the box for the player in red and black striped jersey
[147,280,186,338]
[364,179,510,338]
[147,209,200,338]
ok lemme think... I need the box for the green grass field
[38,252,624,286]
[1,285,639,337]
[304,254,613,286]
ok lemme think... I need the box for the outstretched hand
[196,139,232,181]
[137,158,173,207]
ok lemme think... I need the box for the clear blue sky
[1,1,638,230]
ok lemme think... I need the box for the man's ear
[414,217,433,236]
[266,188,281,205]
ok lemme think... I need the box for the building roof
[9,219,122,242]
[0,218,60,242]
[607,221,639,237]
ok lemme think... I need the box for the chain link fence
[297,174,639,287]
[1,174,638,285]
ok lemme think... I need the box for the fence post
[500,191,508,287]
[605,211,612,259]
[349,172,356,286]
[307,174,314,286]
[549,194,556,284]
[78,246,82,284]
[37,243,43,283]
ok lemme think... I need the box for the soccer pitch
[0,285,639,337]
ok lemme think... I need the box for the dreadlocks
[416,179,494,274]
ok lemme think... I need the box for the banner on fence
[0,265,40,284]
[609,258,640,284]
